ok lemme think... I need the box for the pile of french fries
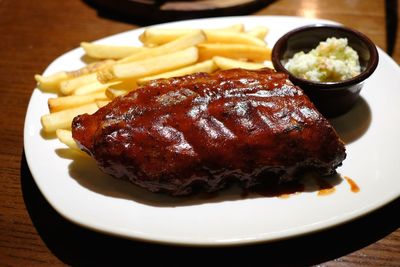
[35,23,273,152]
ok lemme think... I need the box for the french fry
[198,43,271,62]
[41,102,99,133]
[35,60,115,92]
[118,31,205,64]
[139,29,199,46]
[110,79,138,90]
[59,73,99,95]
[222,23,244,32]
[213,56,273,70]
[101,46,199,82]
[139,24,243,46]
[95,99,112,108]
[106,87,131,99]
[204,30,266,47]
[105,79,138,99]
[56,129,81,151]
[246,26,270,40]
[35,72,70,92]
[73,81,120,95]
[81,42,148,59]
[48,91,108,113]
[137,59,217,85]
[68,59,115,77]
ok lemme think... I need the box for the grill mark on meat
[152,115,197,157]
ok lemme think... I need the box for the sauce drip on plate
[344,176,360,193]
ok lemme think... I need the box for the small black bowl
[272,24,379,118]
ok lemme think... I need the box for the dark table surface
[1,0,399,265]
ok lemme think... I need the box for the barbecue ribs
[72,68,346,196]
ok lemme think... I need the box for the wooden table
[1,0,399,265]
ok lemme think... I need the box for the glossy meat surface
[72,68,346,195]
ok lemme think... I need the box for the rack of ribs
[72,68,346,196]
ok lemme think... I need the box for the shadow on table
[21,152,399,266]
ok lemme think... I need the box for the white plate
[24,16,400,246]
